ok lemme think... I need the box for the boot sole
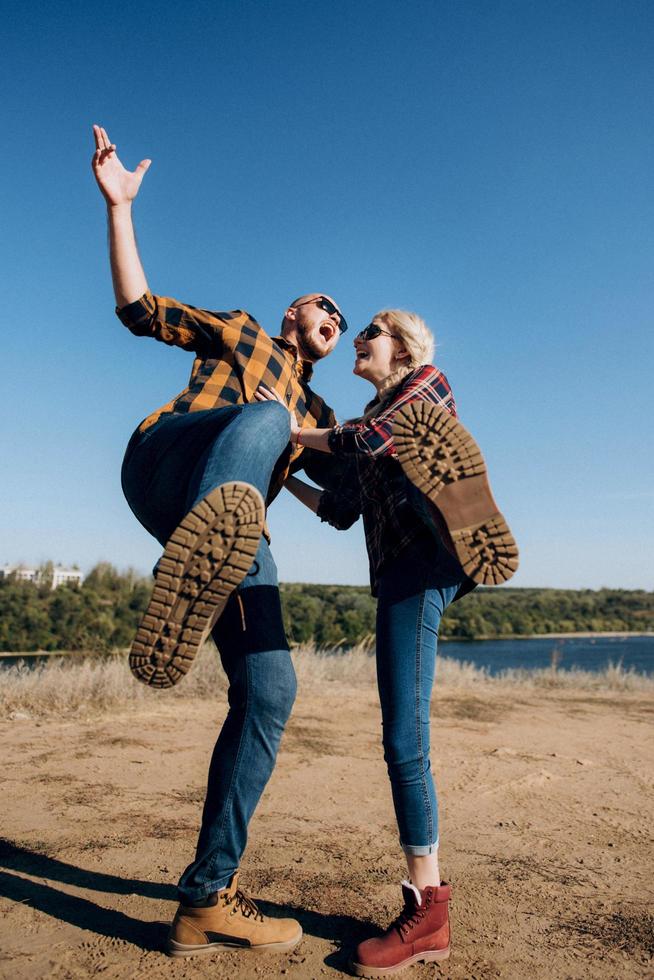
[350,944,450,976]
[129,481,265,688]
[166,925,303,957]
[392,402,519,586]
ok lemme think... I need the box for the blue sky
[2,0,652,589]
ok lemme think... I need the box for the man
[91,124,346,956]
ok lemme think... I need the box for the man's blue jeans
[375,531,466,856]
[121,402,297,901]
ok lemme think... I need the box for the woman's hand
[255,385,334,453]
[254,385,301,441]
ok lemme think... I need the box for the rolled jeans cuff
[178,870,235,905]
[400,837,439,856]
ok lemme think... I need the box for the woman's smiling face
[353,321,408,386]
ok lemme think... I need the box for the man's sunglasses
[293,296,348,333]
[356,323,398,341]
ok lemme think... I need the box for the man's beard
[296,321,325,361]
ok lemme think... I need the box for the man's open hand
[91,124,151,207]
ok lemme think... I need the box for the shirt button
[285,384,292,404]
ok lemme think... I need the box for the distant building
[51,566,84,588]
[0,564,83,589]
[0,564,40,584]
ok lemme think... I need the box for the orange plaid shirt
[117,291,337,498]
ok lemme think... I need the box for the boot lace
[392,901,426,938]
[227,888,264,922]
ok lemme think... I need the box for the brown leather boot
[393,401,519,586]
[166,872,302,957]
[351,881,451,976]
[129,481,265,688]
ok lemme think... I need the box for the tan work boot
[166,872,302,957]
[393,402,519,585]
[129,481,265,688]
[351,881,451,976]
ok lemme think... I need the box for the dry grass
[1,641,652,719]
[489,660,654,691]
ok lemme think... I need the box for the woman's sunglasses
[356,323,398,341]
[293,296,348,333]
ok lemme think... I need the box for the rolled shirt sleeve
[327,419,395,457]
[116,291,229,354]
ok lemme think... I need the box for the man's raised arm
[91,124,151,308]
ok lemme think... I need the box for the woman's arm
[292,427,332,452]
[256,366,455,459]
[285,475,323,513]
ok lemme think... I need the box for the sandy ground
[1,679,652,979]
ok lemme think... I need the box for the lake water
[439,635,653,676]
[1,636,652,676]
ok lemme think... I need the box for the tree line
[0,563,652,653]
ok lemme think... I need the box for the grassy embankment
[2,640,652,719]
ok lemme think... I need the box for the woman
[256,310,518,976]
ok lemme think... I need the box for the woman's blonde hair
[359,309,435,419]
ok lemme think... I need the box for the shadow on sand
[0,870,168,951]
[0,838,371,964]
[0,837,176,900]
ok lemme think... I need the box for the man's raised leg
[129,401,291,687]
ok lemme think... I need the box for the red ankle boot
[351,881,451,977]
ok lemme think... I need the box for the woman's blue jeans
[375,531,466,856]
[120,402,297,901]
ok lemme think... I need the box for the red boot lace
[392,901,426,938]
